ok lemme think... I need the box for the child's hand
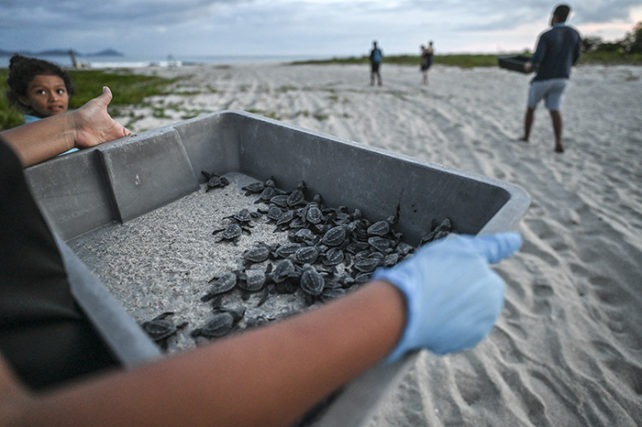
[72,86,131,148]
[373,232,522,363]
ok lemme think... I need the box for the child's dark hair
[6,54,75,112]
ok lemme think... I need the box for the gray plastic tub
[25,111,529,425]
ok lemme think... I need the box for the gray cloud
[1,0,639,55]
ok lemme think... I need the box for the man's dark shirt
[0,137,116,390]
[532,24,581,81]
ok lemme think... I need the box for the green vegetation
[292,21,642,68]
[579,21,642,65]
[0,68,177,130]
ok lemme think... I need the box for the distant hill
[0,48,124,57]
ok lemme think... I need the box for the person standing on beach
[519,4,581,153]
[420,41,434,85]
[369,41,383,86]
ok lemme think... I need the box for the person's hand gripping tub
[374,232,522,363]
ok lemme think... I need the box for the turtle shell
[270,194,289,208]
[276,209,295,227]
[300,266,325,296]
[191,312,235,338]
[287,189,306,207]
[322,247,344,266]
[273,242,302,259]
[353,256,381,273]
[242,181,265,194]
[368,236,392,252]
[367,220,390,237]
[294,246,319,264]
[238,271,266,292]
[213,223,242,241]
[266,205,284,221]
[243,245,270,264]
[321,225,347,247]
[271,259,296,283]
[305,204,324,224]
[201,272,237,301]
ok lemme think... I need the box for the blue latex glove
[373,232,522,363]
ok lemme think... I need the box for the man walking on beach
[369,41,383,86]
[519,4,581,153]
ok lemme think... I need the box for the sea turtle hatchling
[320,225,348,247]
[212,223,250,243]
[287,181,307,207]
[237,269,267,293]
[141,312,188,350]
[201,271,238,301]
[190,306,245,340]
[242,243,271,265]
[293,245,320,265]
[201,170,230,192]
[224,208,260,226]
[272,242,301,259]
[322,247,344,266]
[299,264,325,297]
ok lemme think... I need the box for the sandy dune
[114,62,642,426]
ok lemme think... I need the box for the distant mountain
[0,48,124,57]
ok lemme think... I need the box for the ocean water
[0,53,330,69]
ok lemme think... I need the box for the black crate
[498,55,533,74]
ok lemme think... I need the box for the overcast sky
[1,1,641,57]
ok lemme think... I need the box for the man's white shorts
[527,78,568,110]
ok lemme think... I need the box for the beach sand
[104,62,641,425]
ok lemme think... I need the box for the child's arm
[1,87,130,167]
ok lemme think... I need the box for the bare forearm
[17,281,405,426]
[1,114,76,167]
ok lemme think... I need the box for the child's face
[19,74,69,117]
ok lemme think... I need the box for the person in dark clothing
[369,41,383,86]
[420,41,434,85]
[519,4,581,153]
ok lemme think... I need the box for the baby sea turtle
[299,264,325,297]
[289,228,318,245]
[320,225,348,247]
[190,306,245,340]
[293,245,320,265]
[270,194,289,208]
[225,208,259,226]
[255,186,277,204]
[304,203,324,225]
[275,209,295,230]
[201,271,238,301]
[141,312,188,350]
[201,170,230,192]
[212,223,250,243]
[322,247,344,266]
[237,269,267,293]
[353,255,381,273]
[287,181,307,207]
[268,259,297,284]
[242,243,271,265]
[368,236,393,253]
[367,220,390,237]
[420,217,454,244]
[265,205,284,222]
[272,242,301,259]
[241,181,265,195]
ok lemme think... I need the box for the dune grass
[290,51,642,67]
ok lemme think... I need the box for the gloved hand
[372,232,522,363]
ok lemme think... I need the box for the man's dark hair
[553,4,571,22]
[6,54,75,112]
